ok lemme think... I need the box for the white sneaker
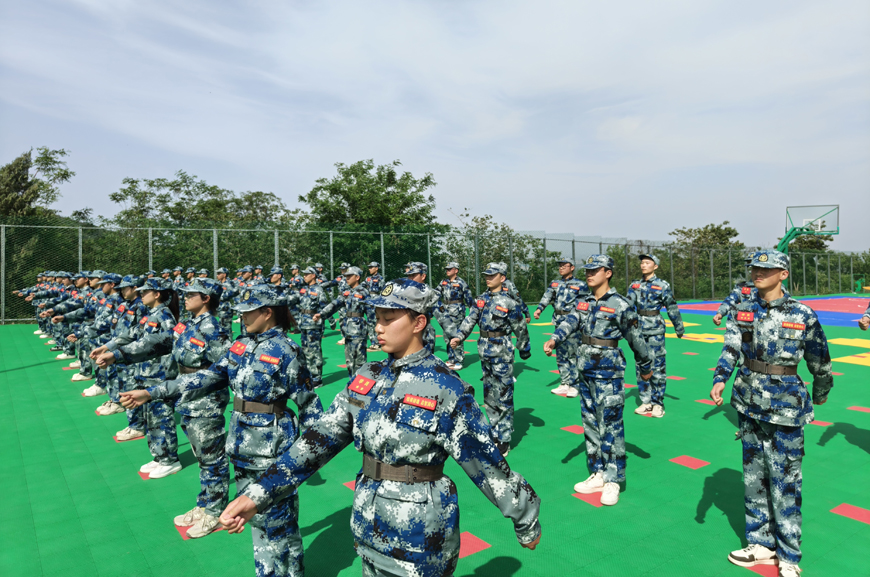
[573,471,605,493]
[71,373,93,382]
[601,482,620,506]
[337,338,346,345]
[115,427,144,441]
[174,506,205,527]
[82,384,106,397]
[140,460,161,473]
[728,544,777,567]
[186,513,221,539]
[69,361,81,368]
[779,562,801,577]
[98,402,124,415]
[56,353,76,360]
[46,340,56,345]
[634,403,653,415]
[566,388,579,398]
[551,384,570,395]
[40,334,49,339]
[451,363,462,371]
[651,405,665,418]
[148,461,182,479]
[34,329,44,335]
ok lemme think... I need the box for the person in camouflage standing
[450,262,531,456]
[626,253,685,418]
[437,262,474,370]
[860,302,870,330]
[215,267,237,335]
[285,267,330,388]
[500,263,531,323]
[710,250,833,577]
[219,278,541,577]
[713,253,756,326]
[543,255,651,506]
[534,257,588,398]
[253,265,265,284]
[315,266,370,376]
[51,270,105,383]
[364,261,384,352]
[405,262,458,356]
[122,283,323,577]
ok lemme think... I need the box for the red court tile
[667,376,686,380]
[670,455,710,470]
[436,334,442,337]
[337,364,347,368]
[549,370,560,374]
[695,399,717,406]
[465,340,475,343]
[832,372,844,376]
[708,368,716,371]
[624,384,637,388]
[175,523,224,541]
[572,493,603,508]
[830,503,870,525]
[138,472,150,480]
[458,532,491,558]
[94,410,102,416]
[343,481,356,491]
[62,367,76,370]
[809,420,832,427]
[746,565,778,577]
[561,425,585,435]
[113,435,144,443]
[543,332,553,335]
[715,328,727,331]
[847,406,870,413]
[682,352,699,356]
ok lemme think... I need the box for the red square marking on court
[337,364,347,368]
[572,492,603,507]
[682,352,699,356]
[708,368,716,371]
[561,425,585,435]
[667,376,686,380]
[343,481,356,491]
[113,435,144,443]
[695,399,716,406]
[847,406,870,413]
[624,384,637,388]
[832,372,844,376]
[809,420,832,427]
[436,334,442,337]
[715,328,726,331]
[176,523,224,541]
[465,340,475,343]
[746,565,778,577]
[62,367,76,370]
[830,503,870,525]
[670,456,710,470]
[543,332,553,335]
[549,370,560,374]
[458,532,490,558]
[138,472,150,480]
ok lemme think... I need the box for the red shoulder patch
[300,288,306,294]
[173,323,187,334]
[502,287,509,291]
[259,354,279,365]
[736,311,754,322]
[343,291,350,297]
[576,302,589,311]
[600,306,616,313]
[106,304,113,309]
[569,285,580,291]
[782,321,805,330]
[118,305,125,313]
[147,321,158,327]
[353,293,364,299]
[126,309,135,316]
[476,299,486,309]
[99,299,106,304]
[190,337,205,347]
[230,341,247,356]
[403,394,437,411]
[550,282,558,288]
[495,305,509,313]
[366,277,371,282]
[741,287,752,295]
[631,283,640,289]
[441,280,448,285]
[139,316,149,325]
[348,374,376,395]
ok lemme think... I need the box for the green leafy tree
[0,147,75,217]
[665,221,746,300]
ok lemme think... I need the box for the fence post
[572,239,576,263]
[838,253,842,293]
[728,249,732,289]
[78,227,83,271]
[474,233,480,296]
[543,237,547,287]
[329,231,334,279]
[710,249,715,299]
[802,253,806,294]
[509,234,514,281]
[380,231,385,278]
[212,229,218,273]
[1,224,5,325]
[274,230,279,267]
[624,243,629,293]
[815,257,818,295]
[826,254,831,294]
[850,255,854,292]
[669,247,675,298]
[147,227,152,271]
[426,234,432,287]
[691,246,696,300]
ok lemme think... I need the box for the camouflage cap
[482,262,507,275]
[582,254,614,270]
[255,264,264,270]
[638,253,660,266]
[339,262,351,270]
[89,269,108,279]
[234,284,283,313]
[406,262,428,275]
[71,272,84,280]
[146,270,156,276]
[240,265,254,273]
[55,271,71,279]
[344,266,364,277]
[368,278,439,314]
[117,274,140,288]
[314,263,324,269]
[744,251,756,264]
[289,263,300,270]
[269,265,283,275]
[136,277,173,292]
[302,266,317,275]
[751,249,789,270]
[197,268,209,275]
[97,273,122,285]
[184,267,196,274]
[445,261,460,269]
[182,277,224,297]
[216,267,229,274]
[557,257,575,266]
[173,266,183,272]
[368,261,380,268]
[161,268,172,274]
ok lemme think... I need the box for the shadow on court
[512,407,545,449]
[302,506,357,576]
[460,556,522,577]
[695,467,744,540]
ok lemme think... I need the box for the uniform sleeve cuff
[244,483,272,512]
[516,519,541,545]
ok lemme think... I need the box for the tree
[0,147,75,217]
[666,221,746,300]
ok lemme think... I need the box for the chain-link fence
[3,222,868,323]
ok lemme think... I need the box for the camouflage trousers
[344,336,368,376]
[218,307,234,336]
[76,335,95,377]
[636,334,667,407]
[105,363,121,403]
[738,413,804,564]
[120,367,145,432]
[61,323,79,355]
[180,414,229,517]
[140,381,179,465]
[554,329,581,391]
[480,347,516,443]
[300,329,324,387]
[442,313,465,365]
[578,376,626,484]
[235,466,304,577]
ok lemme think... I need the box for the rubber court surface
[2,299,869,577]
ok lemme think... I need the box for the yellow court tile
[666,333,724,344]
[832,351,870,367]
[828,338,870,349]
[665,320,701,327]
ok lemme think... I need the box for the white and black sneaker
[728,544,777,567]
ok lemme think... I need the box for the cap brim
[751,262,784,269]
[233,303,265,313]
[582,264,610,269]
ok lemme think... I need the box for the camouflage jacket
[552,288,651,378]
[321,285,370,336]
[502,279,530,319]
[108,297,150,344]
[456,290,531,358]
[148,327,323,470]
[537,277,589,321]
[713,292,833,426]
[92,293,124,336]
[242,348,542,567]
[437,276,474,314]
[170,313,231,417]
[364,273,384,296]
[51,286,92,314]
[112,304,179,383]
[626,275,684,336]
[285,284,331,330]
[716,280,756,318]
[61,288,105,324]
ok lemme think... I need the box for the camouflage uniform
[148,284,323,577]
[502,276,530,320]
[550,255,650,485]
[106,286,150,432]
[285,269,331,388]
[716,255,758,321]
[61,271,109,378]
[713,250,833,566]
[454,264,531,448]
[536,260,589,393]
[406,263,458,356]
[437,263,474,366]
[242,279,541,577]
[216,268,237,335]
[626,254,685,410]
[364,263,384,347]
[321,267,370,375]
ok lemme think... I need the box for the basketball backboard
[785,205,839,236]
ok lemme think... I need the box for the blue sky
[1,1,868,250]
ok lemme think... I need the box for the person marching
[285,267,330,388]
[364,262,384,352]
[450,262,531,456]
[500,265,531,323]
[534,257,588,397]
[219,278,541,577]
[626,253,685,417]
[215,267,237,335]
[713,253,756,326]
[405,262,458,357]
[709,250,833,577]
[121,283,323,576]
[315,266,370,376]
[437,262,474,370]
[858,301,869,331]
[543,255,651,506]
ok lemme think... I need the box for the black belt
[179,362,211,374]
[554,309,569,316]
[480,330,507,338]
[362,455,444,483]
[637,309,660,317]
[445,300,463,305]
[347,312,364,318]
[743,359,798,376]
[581,335,618,347]
[233,398,287,416]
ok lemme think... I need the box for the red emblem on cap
[403,394,437,411]
[348,375,376,395]
[190,337,205,347]
[230,341,247,356]
[736,312,754,322]
[259,354,279,365]
[173,323,187,334]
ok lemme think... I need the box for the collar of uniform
[641,275,658,283]
[149,303,167,314]
[391,347,429,369]
[759,290,791,310]
[251,326,284,343]
[594,287,618,302]
[189,312,208,325]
